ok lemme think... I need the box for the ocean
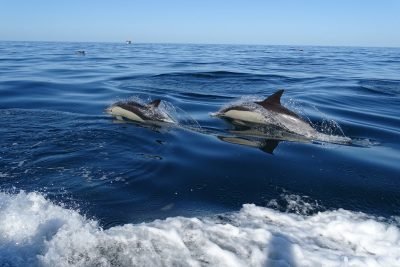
[0,41,399,266]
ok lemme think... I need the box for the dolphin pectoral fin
[147,99,161,108]
[260,139,280,154]
[256,89,284,107]
[116,115,124,121]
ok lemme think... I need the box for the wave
[358,78,400,96]
[111,71,264,82]
[178,92,234,100]
[153,71,291,80]
[0,191,398,267]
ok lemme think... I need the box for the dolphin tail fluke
[147,99,161,108]
[257,89,284,107]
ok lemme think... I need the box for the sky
[1,0,399,47]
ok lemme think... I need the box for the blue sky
[1,0,399,47]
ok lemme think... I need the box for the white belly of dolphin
[224,110,266,124]
[109,106,145,122]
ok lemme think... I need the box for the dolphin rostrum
[215,90,351,143]
[106,99,174,123]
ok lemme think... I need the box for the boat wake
[0,191,398,267]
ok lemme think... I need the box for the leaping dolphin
[215,90,351,143]
[106,99,174,124]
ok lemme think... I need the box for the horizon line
[0,39,399,49]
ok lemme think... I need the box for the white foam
[0,191,399,267]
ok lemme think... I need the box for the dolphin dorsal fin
[147,99,161,108]
[257,89,284,107]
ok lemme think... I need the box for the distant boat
[126,40,132,44]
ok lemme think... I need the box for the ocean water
[0,41,399,266]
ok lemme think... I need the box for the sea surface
[0,41,399,266]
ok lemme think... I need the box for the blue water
[0,42,400,265]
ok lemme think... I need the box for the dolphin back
[255,89,284,107]
[147,99,161,108]
[255,89,302,119]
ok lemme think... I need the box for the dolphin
[106,99,174,124]
[215,90,351,143]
